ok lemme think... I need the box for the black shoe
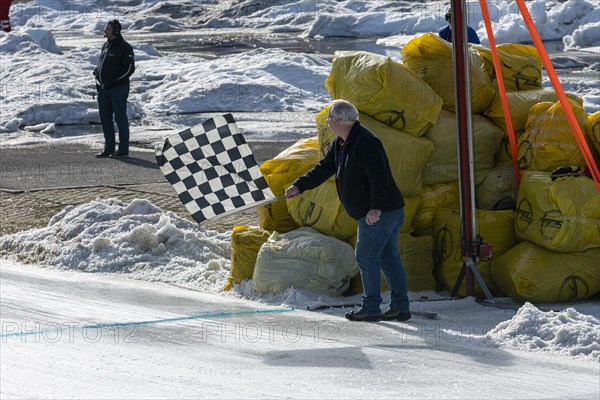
[111,150,129,158]
[381,309,411,322]
[95,150,113,158]
[345,310,382,322]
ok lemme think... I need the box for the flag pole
[450,0,494,302]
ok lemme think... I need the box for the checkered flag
[156,114,276,224]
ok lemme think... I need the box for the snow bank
[486,302,600,361]
[0,198,232,292]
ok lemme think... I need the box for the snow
[1,1,599,398]
[1,259,599,399]
[486,303,600,360]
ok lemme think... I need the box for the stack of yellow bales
[402,34,516,296]
[226,33,599,302]
[402,33,599,301]
[492,171,600,302]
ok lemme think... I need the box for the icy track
[1,261,598,399]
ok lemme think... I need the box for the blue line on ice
[1,308,296,339]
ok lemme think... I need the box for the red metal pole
[450,0,476,296]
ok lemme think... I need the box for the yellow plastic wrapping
[324,50,443,136]
[495,131,527,166]
[286,176,357,241]
[257,137,320,233]
[347,233,436,295]
[423,110,504,185]
[485,88,584,133]
[316,108,434,197]
[433,208,517,296]
[492,241,600,303]
[402,33,495,114]
[401,196,420,234]
[412,182,460,236]
[475,43,542,91]
[224,226,271,291]
[517,99,589,172]
[476,165,519,210]
[586,111,600,162]
[252,228,359,296]
[515,171,600,252]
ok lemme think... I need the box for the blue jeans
[98,82,130,153]
[355,208,410,315]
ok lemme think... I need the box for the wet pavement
[0,140,294,235]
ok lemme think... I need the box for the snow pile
[9,0,600,47]
[0,29,330,130]
[486,302,600,361]
[0,198,232,292]
[140,48,331,114]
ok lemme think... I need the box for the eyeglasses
[326,115,338,123]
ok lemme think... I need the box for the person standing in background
[0,0,13,32]
[93,20,135,158]
[439,11,481,44]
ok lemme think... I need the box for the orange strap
[515,0,600,191]
[479,0,521,184]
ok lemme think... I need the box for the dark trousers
[97,82,130,153]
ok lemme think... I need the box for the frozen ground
[1,260,599,399]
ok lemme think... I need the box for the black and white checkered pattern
[156,114,275,224]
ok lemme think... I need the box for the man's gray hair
[329,99,359,123]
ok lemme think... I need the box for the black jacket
[294,121,404,220]
[93,35,135,90]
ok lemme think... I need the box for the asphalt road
[0,141,293,192]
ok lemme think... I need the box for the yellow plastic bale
[423,110,504,185]
[287,176,357,241]
[257,137,320,233]
[400,234,436,292]
[586,111,600,162]
[324,50,443,136]
[485,88,584,134]
[402,33,495,114]
[517,99,589,172]
[433,208,517,296]
[495,131,526,166]
[515,171,600,252]
[347,233,436,294]
[475,43,542,91]
[401,196,420,234]
[412,182,460,237]
[252,228,359,296]
[224,226,271,291]
[316,108,434,197]
[257,201,298,233]
[476,165,519,210]
[491,241,600,303]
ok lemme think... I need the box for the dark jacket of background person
[439,24,481,44]
[294,121,405,220]
[93,35,135,90]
